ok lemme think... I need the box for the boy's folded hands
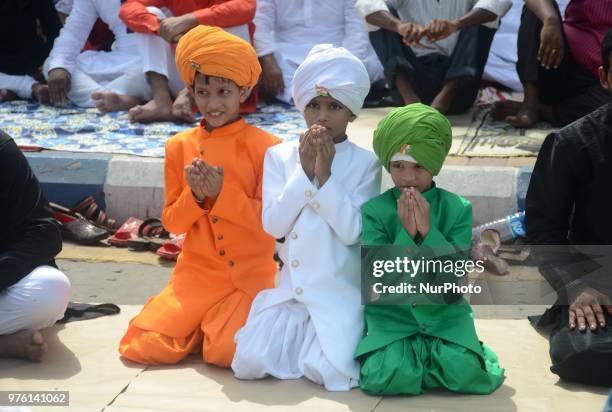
[185,157,224,203]
[299,124,336,186]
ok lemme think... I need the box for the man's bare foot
[92,91,140,114]
[0,330,46,362]
[31,83,49,104]
[490,100,522,120]
[0,89,18,102]
[506,102,540,128]
[128,99,176,123]
[171,92,196,123]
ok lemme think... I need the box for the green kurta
[355,184,505,395]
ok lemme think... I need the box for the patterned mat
[455,105,558,157]
[0,101,305,157]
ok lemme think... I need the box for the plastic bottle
[472,211,526,244]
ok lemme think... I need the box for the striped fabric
[564,0,612,76]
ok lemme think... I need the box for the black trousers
[369,24,495,114]
[517,4,612,126]
[532,305,612,387]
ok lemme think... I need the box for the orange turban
[175,25,261,88]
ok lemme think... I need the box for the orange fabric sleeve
[161,139,207,234]
[192,0,256,28]
[119,0,166,34]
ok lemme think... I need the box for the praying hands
[397,187,430,239]
[185,157,224,203]
[299,125,335,186]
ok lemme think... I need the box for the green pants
[359,334,504,396]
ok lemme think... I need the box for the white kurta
[232,139,381,390]
[254,0,384,103]
[44,0,149,107]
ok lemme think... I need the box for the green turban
[373,103,452,176]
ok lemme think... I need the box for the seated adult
[356,0,511,114]
[0,0,61,104]
[525,29,612,386]
[255,0,384,104]
[44,0,150,113]
[119,0,255,123]
[492,0,612,128]
[0,130,70,362]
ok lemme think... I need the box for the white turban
[292,44,370,116]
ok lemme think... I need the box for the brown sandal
[71,195,117,233]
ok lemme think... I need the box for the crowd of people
[2,0,612,401]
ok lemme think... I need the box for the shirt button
[219,248,226,256]
[295,287,303,295]
[228,260,235,267]
[290,232,298,240]
[217,234,224,240]
[305,190,313,198]
[291,260,299,268]
[211,216,219,224]
[312,201,320,210]
[421,324,427,332]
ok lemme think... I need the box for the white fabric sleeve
[309,157,381,246]
[473,0,512,29]
[0,73,36,99]
[261,148,319,239]
[46,0,98,76]
[253,0,277,57]
[342,0,371,63]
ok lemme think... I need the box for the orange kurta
[119,118,280,367]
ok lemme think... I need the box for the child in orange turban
[119,26,281,368]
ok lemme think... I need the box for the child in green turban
[355,103,505,396]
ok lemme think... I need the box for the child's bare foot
[31,83,49,104]
[171,92,196,123]
[92,91,140,113]
[0,89,18,102]
[490,100,521,120]
[0,330,47,362]
[128,99,175,123]
[506,102,540,128]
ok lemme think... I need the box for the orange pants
[119,253,268,367]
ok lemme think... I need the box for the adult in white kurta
[232,138,381,390]
[255,0,384,103]
[43,0,149,108]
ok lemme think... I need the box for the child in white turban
[231,45,381,391]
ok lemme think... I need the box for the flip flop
[58,302,120,324]
[108,217,143,247]
[127,218,170,252]
[156,234,185,260]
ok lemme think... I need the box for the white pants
[0,72,36,99]
[0,266,71,335]
[43,55,151,108]
[139,7,251,96]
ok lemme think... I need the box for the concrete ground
[1,245,610,412]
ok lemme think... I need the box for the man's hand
[411,188,430,238]
[568,285,612,332]
[397,22,426,48]
[313,127,335,187]
[299,127,318,180]
[397,189,418,238]
[260,54,285,98]
[423,19,459,43]
[158,14,198,43]
[48,68,71,106]
[538,20,564,69]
